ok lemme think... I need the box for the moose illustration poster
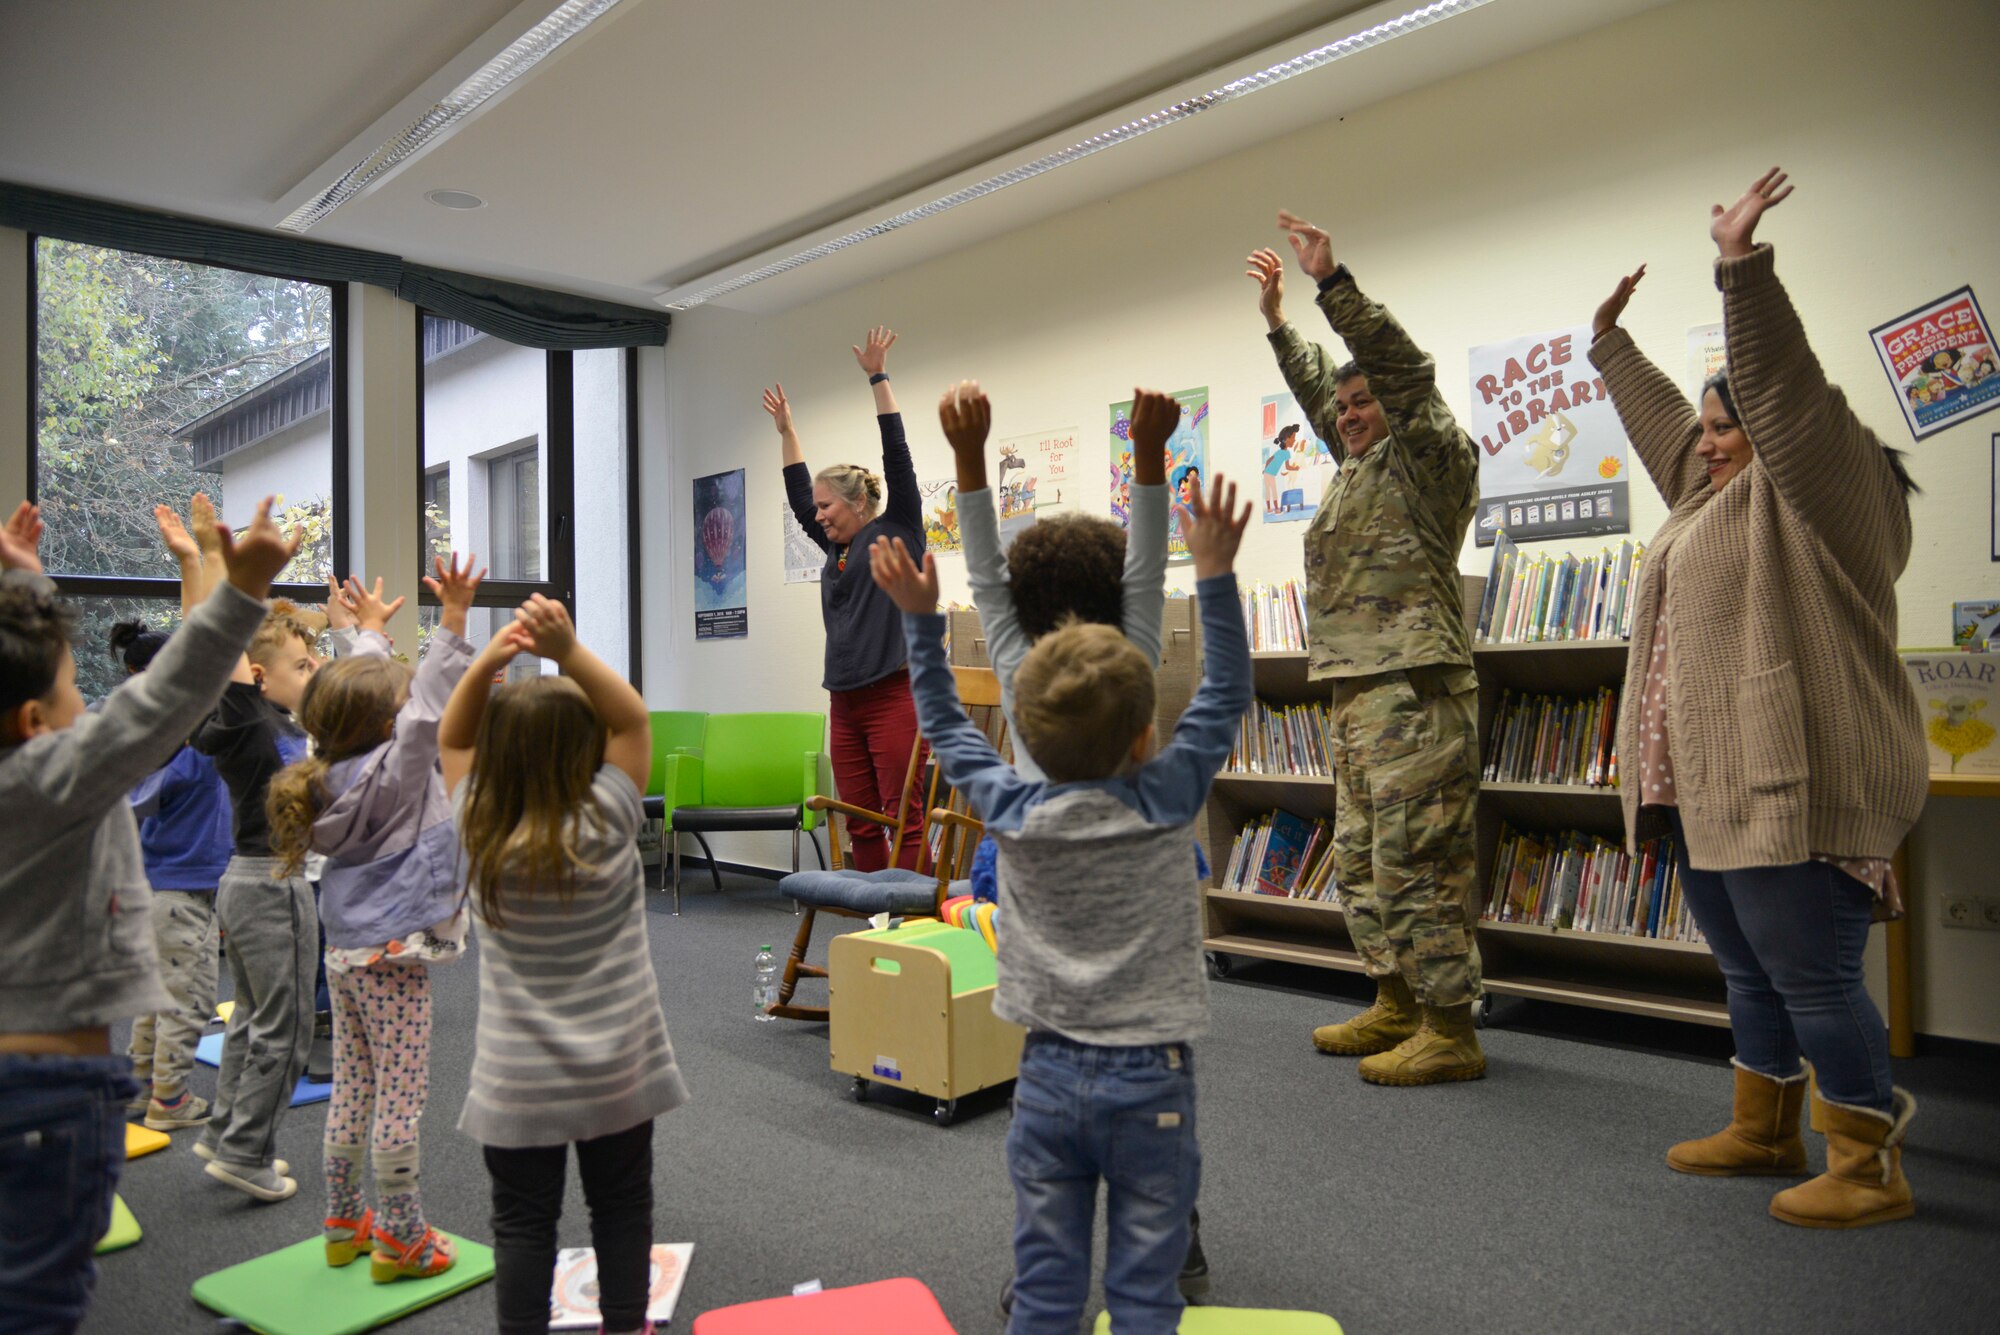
[1467,325,1631,547]
[692,468,747,639]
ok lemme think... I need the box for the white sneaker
[203,1159,298,1202]
[192,1141,288,1177]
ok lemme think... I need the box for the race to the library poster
[1868,286,2000,440]
[1109,386,1207,562]
[1466,324,1631,547]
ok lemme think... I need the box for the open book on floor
[550,1243,694,1329]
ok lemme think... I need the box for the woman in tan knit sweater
[1588,169,1926,1230]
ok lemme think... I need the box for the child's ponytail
[266,652,414,876]
[267,756,331,878]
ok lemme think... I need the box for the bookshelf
[1198,577,1731,1029]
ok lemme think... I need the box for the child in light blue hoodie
[267,555,481,1284]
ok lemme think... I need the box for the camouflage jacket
[1269,266,1478,679]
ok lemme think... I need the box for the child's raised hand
[1,500,43,573]
[852,326,897,377]
[215,496,304,599]
[868,535,938,615]
[938,381,991,459]
[1182,473,1252,582]
[190,493,224,560]
[512,593,576,663]
[762,384,794,436]
[1127,388,1181,462]
[423,552,485,612]
[155,504,200,566]
[322,576,358,630]
[341,575,407,632]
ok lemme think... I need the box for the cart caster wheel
[1476,994,1493,1029]
[934,1099,958,1127]
[1206,952,1233,980]
[851,1077,868,1102]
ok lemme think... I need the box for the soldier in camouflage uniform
[1246,211,1484,1084]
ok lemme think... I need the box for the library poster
[1257,391,1335,523]
[994,425,1078,551]
[918,478,962,555]
[1870,286,2000,440]
[1466,324,1631,547]
[692,468,747,639]
[1687,322,1727,400]
[781,502,822,584]
[1110,386,1207,562]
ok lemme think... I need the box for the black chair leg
[685,831,725,893]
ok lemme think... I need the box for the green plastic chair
[658,711,827,913]
[642,711,708,890]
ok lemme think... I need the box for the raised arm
[856,328,922,535]
[1134,478,1254,825]
[1587,265,1708,508]
[1276,212,1475,498]
[514,595,652,792]
[768,385,830,553]
[941,382,1030,685]
[1249,247,1345,449]
[871,535,1037,824]
[437,627,529,796]
[1122,389,1178,667]
[1710,170,1907,563]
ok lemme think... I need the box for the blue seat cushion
[780,868,940,916]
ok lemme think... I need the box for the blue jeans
[0,1054,137,1335]
[1666,810,1893,1110]
[1006,1033,1200,1335]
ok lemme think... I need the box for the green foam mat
[191,1233,493,1335]
[96,1194,141,1254]
[1093,1308,1343,1334]
[856,920,997,995]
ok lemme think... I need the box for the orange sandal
[324,1209,374,1267]
[370,1226,457,1284]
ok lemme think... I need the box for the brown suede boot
[1769,1088,1916,1229]
[1356,1001,1485,1085]
[1666,1061,1809,1177]
[1312,974,1419,1055]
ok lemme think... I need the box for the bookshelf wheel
[934,1098,958,1127]
[1206,952,1233,979]
[851,1076,869,1103]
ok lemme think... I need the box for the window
[31,237,345,595]
[416,314,634,680]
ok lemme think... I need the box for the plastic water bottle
[753,945,779,1021]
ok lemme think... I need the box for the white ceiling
[0,0,1670,314]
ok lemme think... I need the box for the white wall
[646,0,2000,1042]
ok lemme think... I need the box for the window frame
[22,231,351,602]
[414,310,639,682]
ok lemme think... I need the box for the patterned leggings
[324,961,433,1245]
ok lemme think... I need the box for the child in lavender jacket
[266,556,482,1284]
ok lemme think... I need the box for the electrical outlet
[1941,894,2000,931]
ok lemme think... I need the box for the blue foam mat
[194,1032,331,1106]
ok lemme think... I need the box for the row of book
[1219,809,1341,902]
[1229,698,1335,777]
[1484,823,1704,943]
[1239,580,1309,652]
[1482,686,1621,789]
[1476,533,1647,644]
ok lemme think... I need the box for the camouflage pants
[127,890,219,1095]
[1331,665,1482,1007]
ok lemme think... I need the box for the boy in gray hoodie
[0,496,299,1335]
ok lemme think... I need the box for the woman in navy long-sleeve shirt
[765,327,928,870]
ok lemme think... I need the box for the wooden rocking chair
[767,667,1005,1022]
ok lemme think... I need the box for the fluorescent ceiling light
[658,0,1497,310]
[278,0,626,233]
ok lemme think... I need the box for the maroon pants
[828,670,929,872]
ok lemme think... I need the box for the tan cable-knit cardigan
[1589,244,1927,872]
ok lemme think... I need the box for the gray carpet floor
[88,870,2000,1334]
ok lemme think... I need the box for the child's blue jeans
[1006,1032,1200,1335]
[0,1053,136,1335]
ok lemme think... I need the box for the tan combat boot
[1356,1001,1486,1085]
[1312,974,1419,1055]
[1666,1061,1809,1176]
[1769,1088,1916,1229]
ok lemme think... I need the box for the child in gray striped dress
[439,594,684,1335]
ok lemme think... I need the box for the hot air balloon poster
[693,468,748,639]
